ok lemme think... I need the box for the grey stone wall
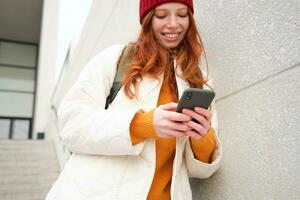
[191,0,300,199]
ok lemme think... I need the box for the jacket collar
[137,59,190,109]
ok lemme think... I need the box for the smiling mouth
[162,33,180,39]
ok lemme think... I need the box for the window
[0,119,10,139]
[0,40,37,139]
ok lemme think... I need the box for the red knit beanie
[139,0,194,24]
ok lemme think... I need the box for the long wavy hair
[122,9,209,99]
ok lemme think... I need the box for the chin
[161,42,180,49]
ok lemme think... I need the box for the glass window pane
[12,119,30,139]
[0,41,37,68]
[0,65,35,92]
[0,91,33,117]
[0,119,10,139]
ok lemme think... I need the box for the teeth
[164,33,179,38]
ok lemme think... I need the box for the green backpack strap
[105,44,135,109]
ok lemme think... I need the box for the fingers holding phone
[176,88,215,139]
[182,108,212,138]
[153,103,193,138]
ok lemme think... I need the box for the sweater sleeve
[130,109,159,144]
[190,128,216,163]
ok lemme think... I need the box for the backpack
[105,44,135,109]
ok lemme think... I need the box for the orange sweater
[130,77,216,200]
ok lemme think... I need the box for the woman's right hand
[153,103,192,138]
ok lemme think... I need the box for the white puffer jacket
[46,44,222,200]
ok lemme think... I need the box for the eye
[178,13,188,18]
[155,14,166,19]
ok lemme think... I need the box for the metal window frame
[0,116,32,139]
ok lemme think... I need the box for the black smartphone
[176,88,215,113]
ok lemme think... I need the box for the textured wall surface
[191,0,300,199]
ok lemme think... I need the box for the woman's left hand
[182,107,212,139]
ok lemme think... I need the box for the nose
[166,15,179,28]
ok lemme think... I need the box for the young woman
[46,0,222,199]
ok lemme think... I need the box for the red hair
[122,9,209,99]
